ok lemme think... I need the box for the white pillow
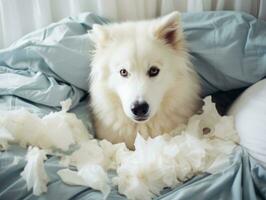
[228,79,266,166]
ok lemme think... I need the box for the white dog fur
[89,12,201,149]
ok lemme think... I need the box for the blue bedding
[0,11,266,200]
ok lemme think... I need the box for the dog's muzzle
[131,101,149,121]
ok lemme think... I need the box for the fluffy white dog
[89,12,201,149]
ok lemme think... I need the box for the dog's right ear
[151,11,183,48]
[88,24,109,48]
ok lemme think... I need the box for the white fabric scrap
[78,164,110,199]
[187,96,221,137]
[57,168,86,186]
[0,99,90,151]
[99,139,129,170]
[60,99,72,112]
[21,146,49,196]
[58,139,127,199]
[113,134,179,200]
[66,140,105,169]
[58,164,110,199]
[0,127,14,150]
[0,109,51,148]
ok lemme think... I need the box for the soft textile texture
[0,12,266,200]
[183,12,266,95]
[228,79,266,166]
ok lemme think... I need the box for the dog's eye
[148,66,160,77]
[120,69,128,77]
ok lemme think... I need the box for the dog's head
[90,12,192,123]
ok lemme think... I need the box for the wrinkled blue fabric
[183,11,266,95]
[0,11,266,200]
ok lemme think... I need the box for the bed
[0,11,266,200]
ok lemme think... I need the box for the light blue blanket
[0,12,266,200]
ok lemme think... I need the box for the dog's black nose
[131,101,149,117]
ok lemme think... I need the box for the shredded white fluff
[21,146,49,196]
[0,99,90,151]
[66,140,105,169]
[0,96,239,199]
[60,99,72,112]
[0,127,14,150]
[57,140,127,199]
[99,140,129,170]
[78,164,110,199]
[111,96,239,200]
[57,168,86,185]
[58,165,110,199]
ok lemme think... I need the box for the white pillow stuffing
[0,127,14,150]
[58,165,111,200]
[0,97,239,200]
[0,99,91,151]
[20,146,49,196]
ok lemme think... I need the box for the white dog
[89,12,201,149]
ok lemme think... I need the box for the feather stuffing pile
[20,146,49,196]
[0,97,239,200]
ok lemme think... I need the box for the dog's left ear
[151,11,182,48]
[88,24,109,48]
